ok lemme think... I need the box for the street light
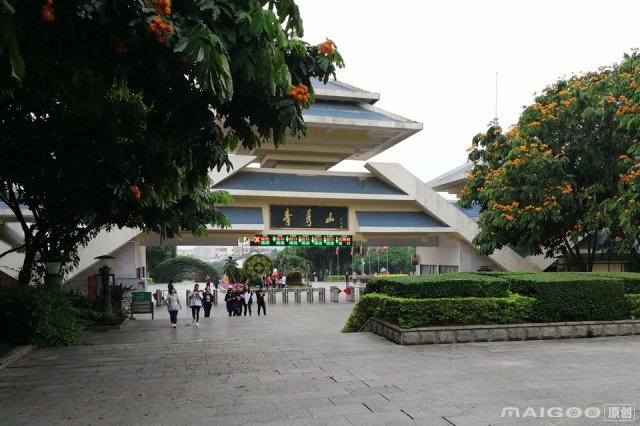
[95,255,115,317]
[43,258,62,287]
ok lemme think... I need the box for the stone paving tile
[2,296,640,424]
[344,409,415,425]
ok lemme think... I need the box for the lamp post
[43,259,62,287]
[95,255,115,317]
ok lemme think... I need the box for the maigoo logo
[501,407,601,419]
[243,254,273,279]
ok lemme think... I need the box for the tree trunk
[18,247,36,286]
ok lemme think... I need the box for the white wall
[112,242,138,278]
[415,237,502,274]
[416,237,460,271]
[64,241,145,294]
[459,241,501,272]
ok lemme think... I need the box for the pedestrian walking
[205,274,211,289]
[224,288,235,317]
[202,287,214,318]
[165,287,182,328]
[256,287,266,316]
[213,275,220,290]
[189,283,203,325]
[281,275,287,288]
[344,270,350,286]
[242,284,253,316]
[233,286,243,316]
[167,279,174,299]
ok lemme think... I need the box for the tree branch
[0,243,25,259]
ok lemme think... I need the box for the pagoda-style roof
[428,162,473,196]
[234,79,422,170]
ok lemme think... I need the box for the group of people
[259,273,286,289]
[224,285,267,317]
[164,281,217,328]
[163,280,268,328]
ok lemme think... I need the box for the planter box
[362,318,640,345]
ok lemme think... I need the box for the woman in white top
[189,284,203,325]
[165,287,182,328]
[242,284,253,316]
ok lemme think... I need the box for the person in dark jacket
[202,287,214,318]
[256,287,266,316]
[224,288,235,317]
[233,286,243,316]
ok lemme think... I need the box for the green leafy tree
[151,256,218,283]
[460,52,640,271]
[351,246,414,275]
[277,246,334,278]
[0,0,344,285]
[146,245,177,277]
[223,255,240,283]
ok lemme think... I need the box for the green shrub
[507,273,629,322]
[342,293,401,332]
[342,293,535,331]
[0,286,86,347]
[627,294,640,319]
[326,274,406,282]
[152,256,219,282]
[592,272,640,293]
[364,273,510,299]
[286,271,303,285]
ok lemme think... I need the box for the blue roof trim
[214,172,407,195]
[305,102,392,122]
[451,202,481,219]
[356,211,447,228]
[216,207,263,225]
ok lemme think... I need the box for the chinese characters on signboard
[270,206,348,230]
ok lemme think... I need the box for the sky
[296,0,640,183]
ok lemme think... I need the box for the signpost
[131,292,154,319]
[250,234,353,247]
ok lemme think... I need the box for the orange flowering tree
[0,0,344,285]
[459,52,640,271]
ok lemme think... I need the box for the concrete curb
[364,318,640,345]
[0,345,34,372]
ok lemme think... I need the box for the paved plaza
[1,289,640,425]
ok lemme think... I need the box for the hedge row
[324,274,407,282]
[368,272,633,321]
[364,273,511,299]
[0,286,86,347]
[342,293,535,332]
[628,294,640,319]
[507,273,630,322]
[592,272,640,294]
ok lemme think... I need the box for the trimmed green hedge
[364,273,510,299]
[0,286,86,347]
[345,272,639,332]
[592,272,640,294]
[627,294,640,319]
[325,274,407,282]
[507,273,629,322]
[342,293,535,332]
